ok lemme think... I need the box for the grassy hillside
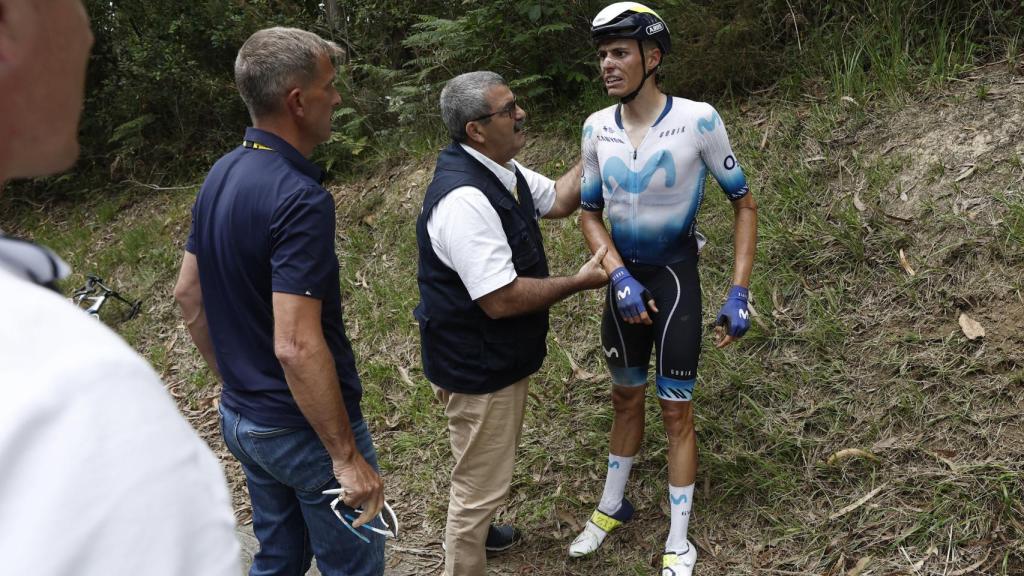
[3,66,1023,575]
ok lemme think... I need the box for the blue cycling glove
[715,285,750,338]
[610,267,652,320]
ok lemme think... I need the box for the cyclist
[569,3,758,575]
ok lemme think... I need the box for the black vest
[414,144,550,393]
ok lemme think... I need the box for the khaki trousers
[433,377,529,576]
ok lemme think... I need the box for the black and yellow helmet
[591,2,671,56]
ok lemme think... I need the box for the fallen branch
[386,544,443,559]
[122,179,200,191]
[946,549,991,576]
[830,483,889,521]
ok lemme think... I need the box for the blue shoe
[568,498,634,558]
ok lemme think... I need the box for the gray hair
[234,27,344,120]
[439,71,506,143]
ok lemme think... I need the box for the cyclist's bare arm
[174,251,221,380]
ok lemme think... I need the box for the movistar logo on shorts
[603,346,620,358]
[646,22,665,35]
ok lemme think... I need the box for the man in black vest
[415,71,608,575]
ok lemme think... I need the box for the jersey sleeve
[580,118,603,211]
[269,185,337,299]
[695,104,749,201]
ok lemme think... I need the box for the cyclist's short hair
[235,27,344,121]
[440,71,506,143]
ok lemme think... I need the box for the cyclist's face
[597,39,646,96]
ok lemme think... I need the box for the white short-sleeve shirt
[426,144,556,300]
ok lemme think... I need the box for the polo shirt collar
[459,143,519,193]
[243,127,325,184]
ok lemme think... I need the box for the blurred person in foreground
[0,1,241,574]
[569,3,758,575]
[175,26,386,576]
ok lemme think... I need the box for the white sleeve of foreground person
[0,269,240,576]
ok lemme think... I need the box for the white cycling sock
[665,483,694,552]
[597,454,633,514]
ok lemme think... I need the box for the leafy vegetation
[8,0,1019,189]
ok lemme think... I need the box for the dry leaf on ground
[958,313,985,340]
[954,163,976,182]
[898,249,916,276]
[847,556,872,576]
[826,448,879,466]
[853,190,867,212]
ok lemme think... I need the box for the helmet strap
[619,40,657,105]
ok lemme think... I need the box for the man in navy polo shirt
[174,27,384,576]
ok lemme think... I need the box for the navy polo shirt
[186,127,362,427]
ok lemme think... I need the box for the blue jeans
[219,404,385,576]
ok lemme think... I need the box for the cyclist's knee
[611,385,645,414]
[661,402,694,439]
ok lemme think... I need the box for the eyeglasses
[323,488,399,544]
[470,98,518,122]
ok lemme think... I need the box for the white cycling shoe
[661,540,697,576]
[568,498,634,558]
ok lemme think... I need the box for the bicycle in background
[71,275,142,321]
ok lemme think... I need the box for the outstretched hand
[576,246,610,289]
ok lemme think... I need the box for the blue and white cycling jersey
[581,97,749,266]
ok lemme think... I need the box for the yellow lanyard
[242,140,274,151]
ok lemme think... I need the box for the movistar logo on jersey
[583,124,593,141]
[602,151,676,195]
[697,111,719,134]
